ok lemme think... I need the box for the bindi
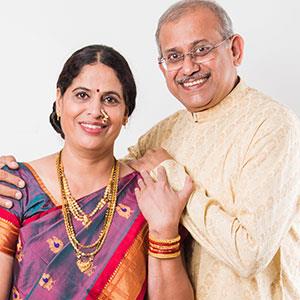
[96,89,100,93]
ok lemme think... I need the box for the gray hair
[155,0,234,56]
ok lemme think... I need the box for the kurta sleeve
[160,116,300,278]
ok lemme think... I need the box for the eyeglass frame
[158,35,234,71]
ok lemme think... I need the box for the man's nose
[181,54,200,76]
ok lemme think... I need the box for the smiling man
[0,1,300,299]
[126,1,300,299]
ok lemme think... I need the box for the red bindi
[96,89,100,92]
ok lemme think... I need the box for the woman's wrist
[148,227,179,240]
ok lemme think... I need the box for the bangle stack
[148,234,181,259]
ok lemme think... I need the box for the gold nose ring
[100,109,109,123]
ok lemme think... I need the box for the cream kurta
[126,81,300,299]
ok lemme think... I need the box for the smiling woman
[0,44,148,299]
[0,44,194,299]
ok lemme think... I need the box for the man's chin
[180,96,213,112]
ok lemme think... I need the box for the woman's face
[56,63,127,154]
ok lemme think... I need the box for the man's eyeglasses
[158,36,232,72]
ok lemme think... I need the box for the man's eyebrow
[163,39,209,53]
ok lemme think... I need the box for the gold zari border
[0,217,19,256]
[98,225,148,300]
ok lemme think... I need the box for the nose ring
[100,109,109,124]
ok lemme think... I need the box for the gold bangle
[148,250,181,259]
[149,243,180,250]
[149,234,181,245]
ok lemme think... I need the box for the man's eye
[166,53,182,62]
[194,45,212,56]
[76,92,89,100]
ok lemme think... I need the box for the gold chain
[58,151,116,228]
[56,150,120,274]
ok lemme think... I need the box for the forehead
[71,63,122,91]
[159,8,222,51]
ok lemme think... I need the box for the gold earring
[56,113,60,122]
[123,117,128,126]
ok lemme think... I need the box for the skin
[159,7,243,113]
[0,62,193,299]
[130,7,244,172]
[0,7,244,200]
[0,7,244,299]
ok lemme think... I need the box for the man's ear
[159,62,167,78]
[230,34,244,66]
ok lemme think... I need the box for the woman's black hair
[49,44,136,138]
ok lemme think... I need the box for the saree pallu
[0,163,147,300]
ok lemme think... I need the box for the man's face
[158,8,243,112]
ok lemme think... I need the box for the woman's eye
[103,96,119,105]
[76,91,89,100]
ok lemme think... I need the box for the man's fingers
[0,183,22,200]
[0,155,19,169]
[0,169,25,189]
[0,197,13,209]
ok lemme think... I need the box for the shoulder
[1,163,33,181]
[242,84,300,131]
[137,110,185,142]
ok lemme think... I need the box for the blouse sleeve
[0,165,26,256]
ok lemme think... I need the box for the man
[1,1,300,299]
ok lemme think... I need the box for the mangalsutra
[56,150,119,274]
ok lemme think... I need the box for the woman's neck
[60,145,116,199]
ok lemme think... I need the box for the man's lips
[176,73,211,88]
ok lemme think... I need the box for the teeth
[183,78,206,87]
[81,123,103,129]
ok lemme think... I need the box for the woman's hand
[0,155,24,208]
[135,166,193,238]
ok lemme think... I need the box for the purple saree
[0,163,147,299]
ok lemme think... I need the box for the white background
[0,0,299,161]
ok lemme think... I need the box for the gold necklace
[56,151,120,274]
[58,151,116,228]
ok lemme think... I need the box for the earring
[123,117,128,126]
[56,113,60,122]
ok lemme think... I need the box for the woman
[0,45,194,299]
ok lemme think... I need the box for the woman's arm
[135,167,194,300]
[0,252,14,300]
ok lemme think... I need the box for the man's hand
[0,155,25,208]
[128,148,173,172]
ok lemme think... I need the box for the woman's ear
[56,88,62,117]
[123,114,128,126]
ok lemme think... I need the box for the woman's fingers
[140,170,154,187]
[178,175,194,204]
[156,166,168,184]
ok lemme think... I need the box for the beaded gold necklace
[56,150,120,274]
